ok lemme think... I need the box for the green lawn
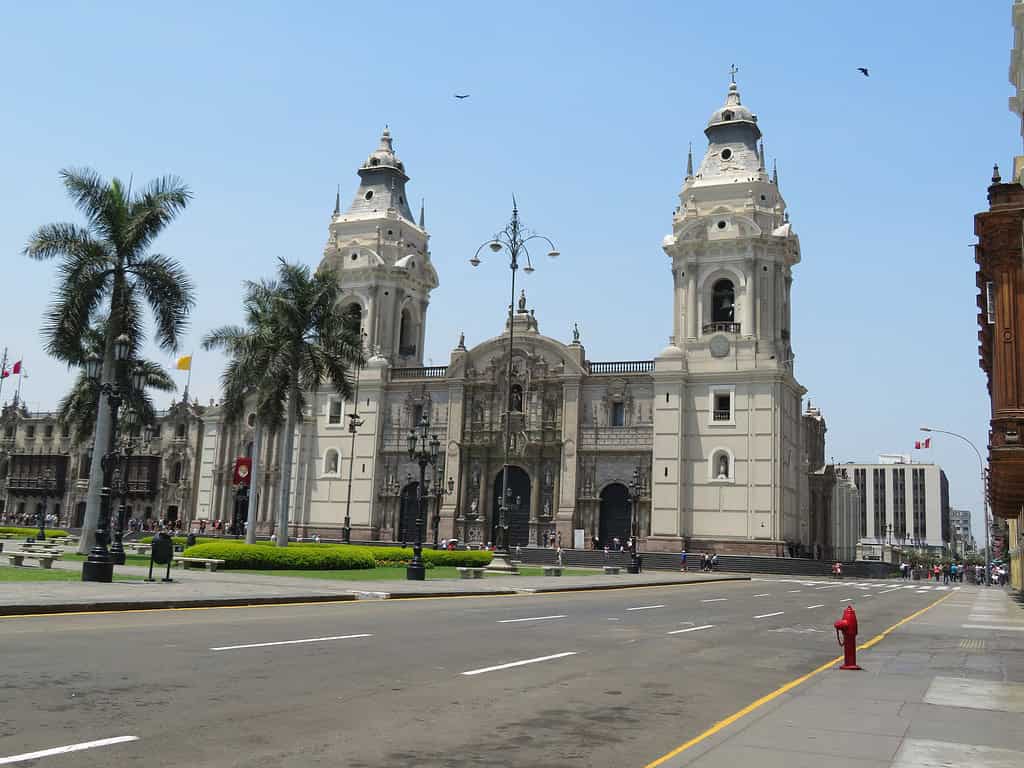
[61,553,153,566]
[229,565,600,580]
[0,565,143,582]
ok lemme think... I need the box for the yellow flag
[176,355,192,371]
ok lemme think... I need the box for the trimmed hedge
[422,549,493,568]
[181,542,377,570]
[0,526,70,538]
[139,535,223,546]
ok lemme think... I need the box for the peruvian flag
[914,438,931,450]
[11,360,22,375]
[0,367,7,379]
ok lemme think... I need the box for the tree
[24,168,194,553]
[203,259,363,545]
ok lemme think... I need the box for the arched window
[324,449,339,475]
[711,279,735,323]
[342,302,362,334]
[175,423,186,439]
[172,461,183,484]
[399,307,416,356]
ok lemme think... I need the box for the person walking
[680,548,687,573]
[711,552,719,571]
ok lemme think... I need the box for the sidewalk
[0,540,746,614]
[653,584,1024,768]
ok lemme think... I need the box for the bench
[5,551,60,568]
[603,566,621,575]
[543,566,563,577]
[129,544,152,555]
[457,567,485,579]
[174,556,226,572]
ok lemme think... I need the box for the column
[672,267,682,343]
[743,260,756,338]
[365,288,377,351]
[686,268,697,339]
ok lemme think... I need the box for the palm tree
[24,168,194,553]
[203,259,363,546]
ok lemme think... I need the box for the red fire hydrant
[834,604,862,670]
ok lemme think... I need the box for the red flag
[0,368,7,379]
[11,360,22,375]
[914,438,931,449]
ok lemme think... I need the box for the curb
[0,594,358,617]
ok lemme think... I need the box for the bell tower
[319,128,438,365]
[650,79,807,555]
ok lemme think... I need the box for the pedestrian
[942,563,949,585]
[556,530,562,548]
[680,548,687,573]
[711,553,719,571]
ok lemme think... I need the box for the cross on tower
[729,64,739,84]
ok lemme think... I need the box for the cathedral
[193,80,808,555]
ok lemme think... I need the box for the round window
[717,220,727,230]
[246,413,256,428]
[387,230,393,236]
[720,148,732,161]
[351,253,358,261]
[364,190,373,201]
[370,158,380,166]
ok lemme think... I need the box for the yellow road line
[641,591,954,768]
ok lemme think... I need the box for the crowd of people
[895,560,1009,585]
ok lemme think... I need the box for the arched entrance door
[599,483,631,548]
[491,467,530,547]
[398,482,420,544]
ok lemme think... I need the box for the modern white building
[193,79,811,554]
[949,508,976,553]
[842,457,950,554]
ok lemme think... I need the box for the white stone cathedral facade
[194,81,809,555]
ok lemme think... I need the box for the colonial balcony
[391,365,448,380]
[587,360,654,375]
[712,410,731,422]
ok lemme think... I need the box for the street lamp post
[109,412,152,565]
[471,200,559,571]
[342,330,367,545]
[920,426,992,585]
[406,414,439,580]
[81,333,140,583]
[626,466,647,573]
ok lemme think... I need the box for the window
[172,462,183,484]
[3,426,12,438]
[328,399,343,425]
[854,468,867,537]
[708,385,735,425]
[892,468,909,540]
[399,307,416,356]
[175,423,186,439]
[720,148,732,160]
[709,450,733,481]
[912,468,927,539]
[79,453,92,480]
[873,468,886,539]
[713,393,731,422]
[985,281,996,324]
[364,190,374,200]
[611,401,625,427]
[44,424,53,438]
[324,449,340,476]
[412,404,424,425]
[711,279,735,322]
[61,424,70,438]
[151,424,161,439]
[25,425,35,438]
[247,413,256,428]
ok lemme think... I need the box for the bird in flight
[453,93,470,99]
[857,67,869,77]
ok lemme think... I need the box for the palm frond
[129,253,195,351]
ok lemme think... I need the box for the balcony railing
[712,410,731,422]
[391,365,448,380]
[703,322,741,334]
[587,360,654,375]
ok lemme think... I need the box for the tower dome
[705,82,760,138]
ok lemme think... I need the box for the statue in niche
[544,465,553,489]
[518,289,527,312]
[510,384,523,412]
[717,454,730,479]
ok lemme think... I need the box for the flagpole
[183,351,193,403]
[0,347,7,405]
[13,355,24,406]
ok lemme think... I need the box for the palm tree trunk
[275,381,299,546]
[77,335,115,555]
[246,420,263,545]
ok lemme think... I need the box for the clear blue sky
[0,1,1012,545]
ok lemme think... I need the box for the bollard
[833,604,862,670]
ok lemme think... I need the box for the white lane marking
[0,736,139,765]
[754,612,784,619]
[815,585,838,590]
[497,615,567,623]
[668,624,715,635]
[701,598,728,603]
[805,604,825,609]
[626,605,665,611]
[211,634,372,651]
[753,593,771,597]
[462,651,577,676]
[607,618,621,621]
[879,588,901,594]
[787,590,802,593]
[962,624,1024,632]
[840,598,853,602]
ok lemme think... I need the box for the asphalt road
[0,577,957,767]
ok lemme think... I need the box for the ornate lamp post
[431,458,455,549]
[36,466,57,541]
[342,331,367,545]
[406,414,439,580]
[81,333,136,582]
[471,200,559,570]
[920,426,991,585]
[109,409,152,565]
[626,465,647,573]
